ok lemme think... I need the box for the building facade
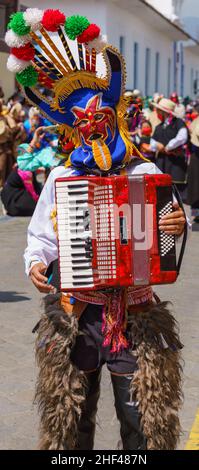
[1,0,199,99]
[0,0,17,99]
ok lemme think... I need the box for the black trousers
[77,368,146,450]
[70,304,146,450]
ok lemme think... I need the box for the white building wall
[183,47,199,97]
[146,0,175,19]
[106,2,173,96]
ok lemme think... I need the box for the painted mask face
[72,93,116,147]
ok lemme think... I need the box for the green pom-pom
[65,15,90,40]
[16,66,38,87]
[7,12,30,36]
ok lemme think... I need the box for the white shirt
[24,160,181,276]
[150,121,188,152]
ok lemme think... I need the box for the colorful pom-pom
[65,15,90,40]
[23,8,43,32]
[86,34,107,53]
[77,24,100,44]
[42,9,66,31]
[5,29,30,48]
[16,65,38,87]
[11,43,35,61]
[7,12,31,36]
[7,54,30,73]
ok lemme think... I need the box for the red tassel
[102,290,129,353]
[77,24,100,44]
[11,43,35,61]
[42,9,66,32]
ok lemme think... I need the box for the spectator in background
[1,126,59,217]
[187,103,199,230]
[147,93,162,132]
[7,102,27,159]
[150,98,188,200]
[170,93,185,120]
[124,91,144,143]
[0,99,15,188]
[23,107,57,148]
[138,120,155,162]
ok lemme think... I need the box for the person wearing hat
[150,98,188,200]
[0,99,15,188]
[6,8,186,451]
[187,103,199,228]
[147,93,162,132]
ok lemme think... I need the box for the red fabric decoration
[41,9,66,31]
[11,43,35,61]
[38,71,53,89]
[62,141,75,152]
[77,24,100,43]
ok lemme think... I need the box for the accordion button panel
[56,180,94,289]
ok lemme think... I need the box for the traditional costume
[187,115,199,224]
[150,98,188,201]
[6,8,184,450]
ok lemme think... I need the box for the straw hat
[152,98,177,116]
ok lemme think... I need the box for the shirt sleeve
[150,138,158,152]
[165,127,188,151]
[24,169,58,275]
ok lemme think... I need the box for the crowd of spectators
[1,84,199,229]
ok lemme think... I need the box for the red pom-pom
[11,43,35,61]
[38,71,53,89]
[77,24,100,43]
[42,9,66,31]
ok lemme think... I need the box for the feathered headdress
[5,8,146,170]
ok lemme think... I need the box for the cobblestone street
[0,215,198,450]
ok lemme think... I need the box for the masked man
[6,9,186,450]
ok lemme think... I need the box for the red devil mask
[72,93,116,148]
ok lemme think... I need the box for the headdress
[5,8,146,171]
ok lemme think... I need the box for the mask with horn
[5,8,145,172]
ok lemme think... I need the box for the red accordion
[55,174,178,291]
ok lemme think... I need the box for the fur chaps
[34,293,87,450]
[128,301,183,450]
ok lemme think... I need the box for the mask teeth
[57,26,78,71]
[78,43,85,70]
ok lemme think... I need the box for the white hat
[124,91,134,98]
[29,106,40,119]
[132,89,141,98]
[152,98,177,116]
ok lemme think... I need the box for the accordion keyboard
[56,180,94,289]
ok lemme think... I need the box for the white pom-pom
[5,29,30,48]
[86,35,107,53]
[23,8,44,32]
[7,54,30,73]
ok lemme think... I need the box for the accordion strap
[172,184,188,276]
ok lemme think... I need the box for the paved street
[0,215,198,450]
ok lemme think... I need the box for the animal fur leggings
[35,294,183,450]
